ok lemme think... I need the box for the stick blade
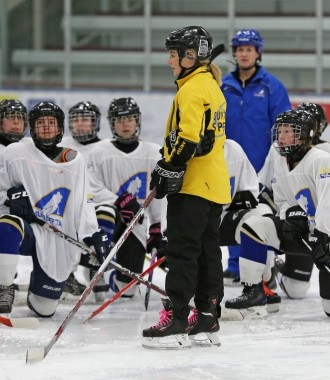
[0,316,40,328]
[26,348,46,364]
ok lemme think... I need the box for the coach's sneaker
[225,281,267,318]
[263,281,281,313]
[188,296,220,346]
[142,298,191,349]
[0,284,15,314]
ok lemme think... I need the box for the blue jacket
[221,66,291,173]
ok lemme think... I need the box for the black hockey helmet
[271,109,317,162]
[165,26,213,62]
[107,97,141,144]
[28,101,65,151]
[296,102,328,138]
[0,99,27,142]
[68,101,101,142]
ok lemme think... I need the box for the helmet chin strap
[177,57,200,79]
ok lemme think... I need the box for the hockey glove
[5,185,38,224]
[308,229,330,270]
[156,233,168,269]
[147,222,162,253]
[114,192,143,225]
[83,229,110,265]
[282,205,309,242]
[150,159,186,199]
[195,129,215,157]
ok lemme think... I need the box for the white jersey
[224,139,259,206]
[87,139,163,246]
[258,144,279,190]
[60,136,102,161]
[0,140,99,282]
[273,147,330,235]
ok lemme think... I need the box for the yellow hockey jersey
[163,66,231,204]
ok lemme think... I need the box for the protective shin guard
[0,254,19,286]
[0,215,24,253]
[279,275,311,299]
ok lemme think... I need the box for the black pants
[165,193,223,320]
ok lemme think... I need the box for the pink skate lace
[188,308,198,327]
[152,309,173,329]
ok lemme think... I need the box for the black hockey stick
[210,43,225,63]
[26,189,155,364]
[144,248,157,311]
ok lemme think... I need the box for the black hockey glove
[5,185,38,224]
[150,159,186,199]
[114,192,143,225]
[282,206,309,242]
[83,229,110,265]
[308,229,330,270]
[195,129,215,157]
[147,222,162,253]
[156,233,168,269]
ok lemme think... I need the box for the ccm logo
[11,191,28,199]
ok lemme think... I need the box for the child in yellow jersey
[142,26,231,349]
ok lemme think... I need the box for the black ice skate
[0,284,15,314]
[90,269,109,302]
[142,298,191,349]
[60,273,86,302]
[225,281,267,318]
[188,295,221,347]
[263,281,281,313]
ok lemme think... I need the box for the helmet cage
[28,102,65,150]
[271,110,316,159]
[107,98,141,144]
[165,26,213,62]
[0,100,28,142]
[69,102,101,143]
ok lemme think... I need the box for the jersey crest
[35,187,71,225]
[295,188,316,218]
[117,172,147,199]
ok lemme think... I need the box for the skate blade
[190,332,221,347]
[240,305,268,319]
[220,308,244,321]
[267,303,280,313]
[142,334,192,350]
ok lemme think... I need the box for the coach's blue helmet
[231,29,264,53]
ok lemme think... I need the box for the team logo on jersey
[87,193,94,203]
[35,188,71,225]
[319,168,330,179]
[254,89,265,97]
[295,189,316,218]
[117,172,147,199]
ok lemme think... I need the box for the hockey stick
[0,315,39,328]
[144,248,157,311]
[26,189,155,364]
[210,43,225,63]
[82,256,166,324]
[145,252,168,273]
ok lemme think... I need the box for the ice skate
[263,281,281,313]
[188,308,220,346]
[0,284,15,314]
[90,269,109,302]
[60,273,86,302]
[225,282,268,318]
[142,299,191,350]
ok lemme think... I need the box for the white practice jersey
[273,147,330,235]
[60,136,102,161]
[87,139,163,246]
[258,144,279,190]
[224,139,259,206]
[0,140,99,282]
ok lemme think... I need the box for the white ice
[1,251,330,380]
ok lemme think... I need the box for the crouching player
[225,109,330,318]
[0,101,109,316]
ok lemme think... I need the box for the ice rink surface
[1,252,330,380]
